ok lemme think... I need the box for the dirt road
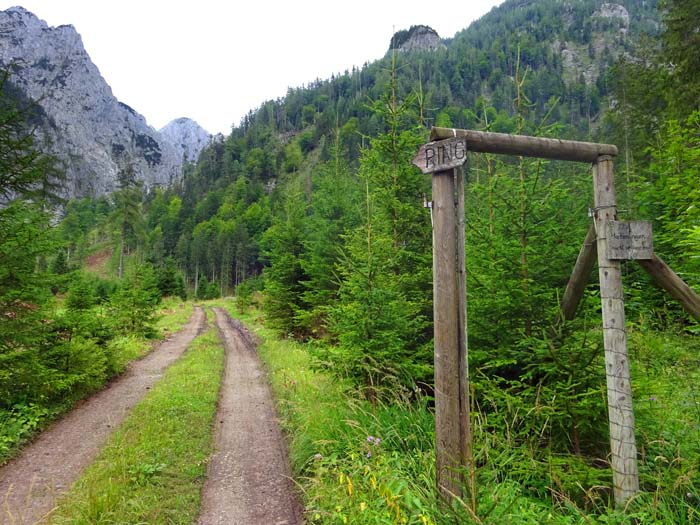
[0,306,207,525]
[197,308,302,525]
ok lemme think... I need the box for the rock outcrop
[159,117,211,164]
[0,7,187,198]
[389,25,446,53]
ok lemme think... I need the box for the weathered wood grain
[606,221,653,260]
[432,168,466,502]
[592,156,639,505]
[429,127,618,162]
[412,136,468,174]
[561,224,598,321]
[638,253,700,321]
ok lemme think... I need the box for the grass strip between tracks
[48,312,223,524]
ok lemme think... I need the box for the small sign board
[412,137,468,174]
[606,221,653,260]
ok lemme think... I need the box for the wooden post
[455,166,475,509]
[638,254,700,321]
[561,224,598,321]
[592,155,639,505]
[432,167,469,502]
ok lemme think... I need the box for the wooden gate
[413,127,700,508]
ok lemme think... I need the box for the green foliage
[326,68,432,392]
[245,303,699,524]
[36,2,700,519]
[0,66,62,428]
[65,272,98,311]
[0,69,63,202]
[108,264,161,336]
[298,146,362,337]
[110,168,146,279]
[662,0,700,113]
[0,201,54,350]
[48,327,224,523]
[154,257,186,300]
[195,276,220,300]
[261,183,308,335]
[639,112,700,286]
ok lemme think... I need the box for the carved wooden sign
[606,221,653,260]
[412,136,468,174]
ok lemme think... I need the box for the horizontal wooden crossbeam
[429,127,618,163]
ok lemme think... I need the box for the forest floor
[197,308,301,524]
[0,306,207,524]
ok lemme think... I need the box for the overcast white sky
[0,1,503,135]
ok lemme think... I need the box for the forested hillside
[2,0,700,521]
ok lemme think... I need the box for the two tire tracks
[0,306,301,525]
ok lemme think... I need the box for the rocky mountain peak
[159,118,211,164]
[389,25,446,53]
[0,6,202,199]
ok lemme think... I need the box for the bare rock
[389,25,446,53]
[0,7,186,198]
[160,117,211,164]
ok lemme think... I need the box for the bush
[109,264,161,337]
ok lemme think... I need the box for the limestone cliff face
[159,117,211,164]
[0,7,185,198]
[556,3,632,87]
[389,25,446,53]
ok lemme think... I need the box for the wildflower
[313,453,323,460]
[367,451,372,458]
[649,396,657,401]
[360,502,367,511]
[366,435,375,443]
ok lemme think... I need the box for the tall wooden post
[592,155,639,505]
[432,167,470,503]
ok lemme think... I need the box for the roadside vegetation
[48,317,223,524]
[2,0,699,522]
[226,300,699,524]
[0,295,192,465]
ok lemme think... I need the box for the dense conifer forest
[2,0,699,521]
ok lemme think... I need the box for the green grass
[220,299,700,525]
[48,323,224,524]
[155,297,194,337]
[217,299,444,524]
[0,300,195,465]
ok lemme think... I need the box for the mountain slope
[159,117,211,164]
[0,7,182,198]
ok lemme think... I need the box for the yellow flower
[360,502,367,512]
[347,476,353,496]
